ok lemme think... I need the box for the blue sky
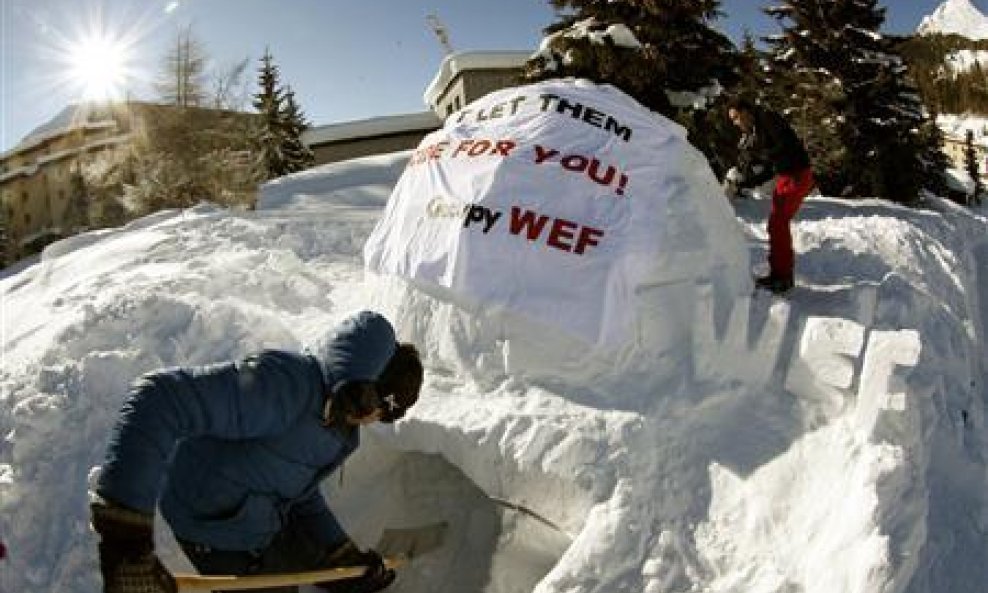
[0,0,967,152]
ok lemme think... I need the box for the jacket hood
[307,310,397,393]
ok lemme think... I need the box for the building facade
[0,102,258,265]
[303,112,442,165]
[0,103,136,263]
[423,51,531,118]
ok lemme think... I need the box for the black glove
[316,540,396,593]
[90,497,176,593]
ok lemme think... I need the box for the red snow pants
[768,166,814,280]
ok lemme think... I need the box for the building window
[21,191,28,204]
[24,212,31,225]
[454,96,462,110]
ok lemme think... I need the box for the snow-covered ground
[944,48,988,75]
[938,113,988,140]
[1,146,987,593]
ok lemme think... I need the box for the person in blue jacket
[89,310,424,593]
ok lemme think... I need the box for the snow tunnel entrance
[154,435,573,592]
[319,443,573,593]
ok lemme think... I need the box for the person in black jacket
[724,97,815,294]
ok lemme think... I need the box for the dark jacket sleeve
[96,350,324,513]
[290,487,350,549]
[757,109,811,175]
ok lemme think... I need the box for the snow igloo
[352,79,754,592]
[364,78,751,406]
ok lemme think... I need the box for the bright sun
[68,33,132,101]
[33,6,153,108]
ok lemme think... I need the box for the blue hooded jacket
[95,311,398,552]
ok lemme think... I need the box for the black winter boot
[755,274,794,294]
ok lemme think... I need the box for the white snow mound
[364,79,751,405]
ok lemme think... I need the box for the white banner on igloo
[364,79,689,345]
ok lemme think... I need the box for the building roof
[422,50,532,106]
[1,103,120,160]
[302,111,442,147]
[0,134,131,183]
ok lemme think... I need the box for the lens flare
[27,3,160,110]
[67,33,133,100]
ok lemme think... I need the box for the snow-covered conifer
[279,86,314,174]
[251,49,289,179]
[764,0,947,202]
[523,0,739,166]
[965,129,984,202]
[251,50,313,179]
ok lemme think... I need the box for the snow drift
[1,88,987,593]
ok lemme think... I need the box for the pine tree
[280,86,315,174]
[251,50,312,179]
[735,30,770,102]
[763,1,947,203]
[762,1,852,196]
[917,114,951,199]
[252,49,287,179]
[965,129,984,203]
[523,0,739,125]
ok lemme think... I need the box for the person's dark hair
[329,381,380,427]
[376,343,423,423]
